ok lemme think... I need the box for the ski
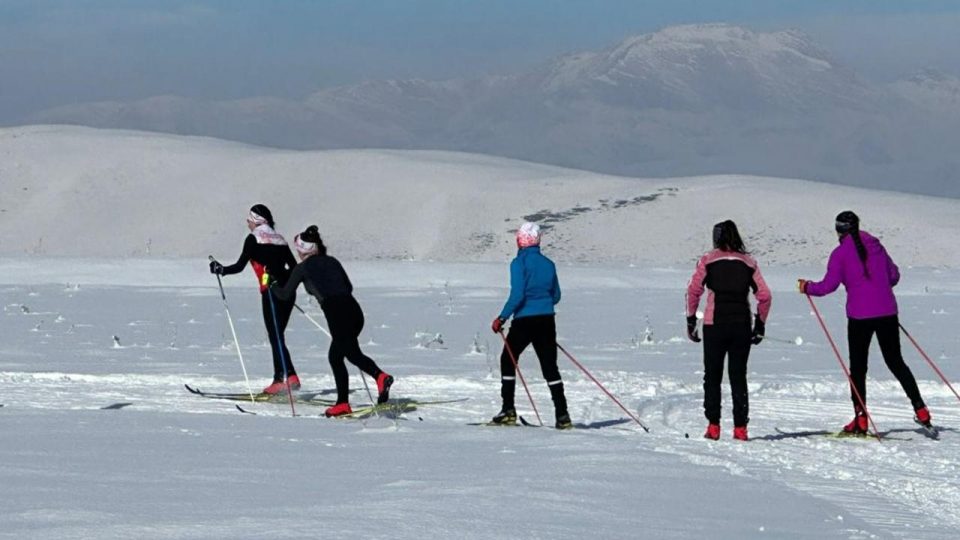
[521,416,633,430]
[519,415,544,428]
[471,416,628,430]
[774,427,912,442]
[235,397,467,418]
[184,384,336,405]
[914,418,940,440]
[467,420,524,427]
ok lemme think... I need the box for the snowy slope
[3,125,960,267]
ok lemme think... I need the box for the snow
[1,259,958,539]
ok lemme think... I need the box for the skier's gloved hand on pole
[491,316,506,334]
[751,314,765,345]
[686,315,701,343]
[796,279,808,294]
[209,260,224,275]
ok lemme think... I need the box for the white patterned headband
[247,211,268,226]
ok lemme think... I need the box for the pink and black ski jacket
[686,250,772,326]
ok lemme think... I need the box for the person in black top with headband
[210,204,300,394]
[272,225,394,417]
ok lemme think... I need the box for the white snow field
[1,127,959,539]
[0,261,958,539]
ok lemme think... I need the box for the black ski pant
[262,289,296,382]
[322,295,383,404]
[499,315,568,417]
[848,315,925,412]
[702,322,751,427]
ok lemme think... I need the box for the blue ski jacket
[499,246,561,320]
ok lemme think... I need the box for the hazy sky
[2,0,959,122]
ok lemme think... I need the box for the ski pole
[265,286,297,417]
[764,336,804,346]
[209,256,255,403]
[556,343,650,432]
[805,294,882,441]
[498,329,543,426]
[294,303,379,416]
[899,322,960,404]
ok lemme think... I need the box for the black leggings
[261,289,296,381]
[499,315,567,415]
[322,295,383,404]
[702,322,752,427]
[848,315,925,411]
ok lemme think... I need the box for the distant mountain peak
[538,23,845,110]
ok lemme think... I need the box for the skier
[270,225,393,418]
[798,211,932,433]
[490,222,571,429]
[686,220,772,441]
[209,204,299,394]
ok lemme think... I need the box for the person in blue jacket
[490,222,570,429]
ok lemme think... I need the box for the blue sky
[2,1,959,121]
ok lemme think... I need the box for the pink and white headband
[246,211,268,226]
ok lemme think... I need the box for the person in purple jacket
[798,211,932,433]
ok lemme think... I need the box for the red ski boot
[376,372,394,404]
[704,423,720,440]
[286,374,301,391]
[842,414,868,434]
[915,406,932,428]
[262,380,286,395]
[325,402,352,418]
[733,426,749,441]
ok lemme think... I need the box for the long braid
[850,229,870,278]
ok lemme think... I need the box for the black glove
[209,260,224,275]
[751,315,765,345]
[686,315,701,343]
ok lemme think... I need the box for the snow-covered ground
[1,259,958,539]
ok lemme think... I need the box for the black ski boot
[550,382,571,429]
[491,407,517,426]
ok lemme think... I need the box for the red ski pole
[556,343,649,432]
[900,323,960,404]
[498,330,543,426]
[806,294,882,441]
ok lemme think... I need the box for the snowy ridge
[3,126,960,267]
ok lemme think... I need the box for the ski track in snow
[1,264,959,539]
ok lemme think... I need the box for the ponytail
[850,230,870,279]
[836,211,868,278]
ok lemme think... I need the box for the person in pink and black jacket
[799,211,931,434]
[686,220,772,441]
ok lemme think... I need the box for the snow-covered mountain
[25,24,960,197]
[2,125,959,267]
[533,24,872,111]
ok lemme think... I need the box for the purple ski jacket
[805,231,900,319]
